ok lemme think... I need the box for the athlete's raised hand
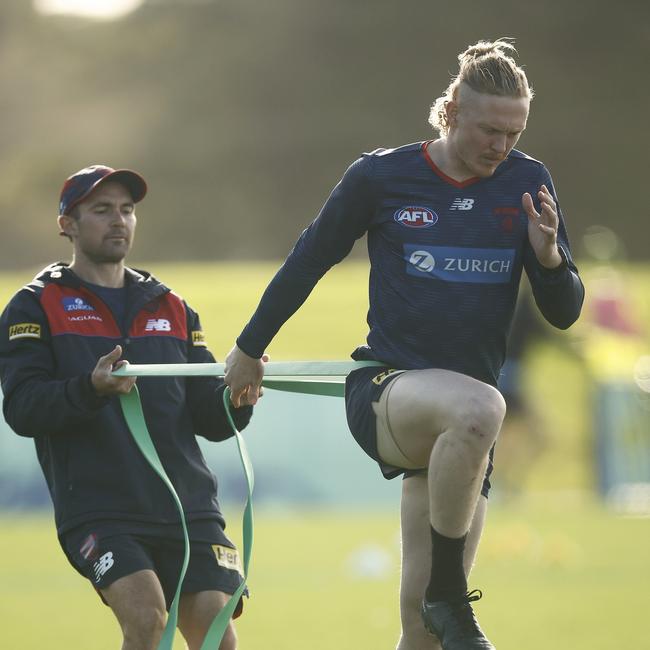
[92,345,137,396]
[224,344,268,407]
[522,184,563,269]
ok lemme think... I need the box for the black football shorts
[345,365,494,497]
[63,526,246,617]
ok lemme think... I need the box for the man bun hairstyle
[429,38,534,135]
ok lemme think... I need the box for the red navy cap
[58,165,147,216]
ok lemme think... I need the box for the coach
[0,165,253,650]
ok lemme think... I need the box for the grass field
[1,499,649,649]
[1,260,649,648]
[3,258,647,494]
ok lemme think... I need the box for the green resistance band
[116,360,382,649]
[119,385,253,650]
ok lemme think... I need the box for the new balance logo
[450,198,475,211]
[93,552,114,582]
[145,319,171,332]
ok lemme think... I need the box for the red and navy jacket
[0,263,252,540]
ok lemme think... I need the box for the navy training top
[237,142,584,386]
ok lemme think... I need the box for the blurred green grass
[1,500,649,649]
[1,260,649,648]
[3,259,648,494]
[0,260,372,361]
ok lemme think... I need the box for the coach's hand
[92,345,137,396]
[225,345,268,407]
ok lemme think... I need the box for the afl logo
[394,206,438,228]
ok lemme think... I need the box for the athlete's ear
[445,99,459,128]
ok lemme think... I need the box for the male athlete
[0,165,255,650]
[225,40,584,649]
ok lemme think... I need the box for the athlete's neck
[426,139,475,183]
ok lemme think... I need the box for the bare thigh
[374,369,505,468]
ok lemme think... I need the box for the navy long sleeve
[238,142,584,385]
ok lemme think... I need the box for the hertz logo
[192,331,207,347]
[8,323,41,340]
[213,544,243,574]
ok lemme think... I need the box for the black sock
[425,526,468,602]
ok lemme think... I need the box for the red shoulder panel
[129,292,187,340]
[41,284,121,338]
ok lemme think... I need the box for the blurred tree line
[0,0,648,269]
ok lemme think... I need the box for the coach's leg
[396,474,487,649]
[101,569,167,650]
[178,591,237,650]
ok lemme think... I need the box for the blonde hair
[429,38,534,135]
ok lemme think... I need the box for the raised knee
[455,386,506,445]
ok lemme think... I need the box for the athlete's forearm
[528,253,585,329]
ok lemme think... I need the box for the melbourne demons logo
[394,206,438,228]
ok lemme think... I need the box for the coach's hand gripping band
[116,360,381,649]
